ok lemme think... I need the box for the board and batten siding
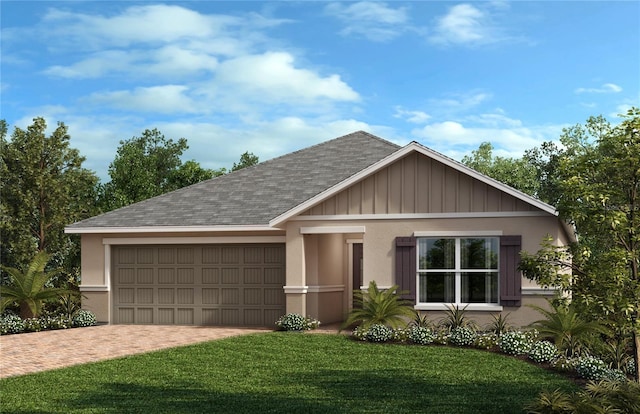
[301,153,537,216]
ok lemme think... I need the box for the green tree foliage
[0,251,76,318]
[100,128,216,210]
[520,108,640,381]
[462,142,540,197]
[0,117,99,278]
[231,151,259,172]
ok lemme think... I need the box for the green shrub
[390,327,409,342]
[550,355,578,373]
[433,329,450,345]
[575,356,610,381]
[408,326,435,345]
[275,313,319,331]
[486,312,512,335]
[0,311,24,335]
[449,326,477,346]
[498,331,533,356]
[474,333,499,350]
[438,304,477,331]
[527,379,640,414]
[528,340,559,363]
[342,281,415,331]
[72,309,98,328]
[625,358,637,376]
[23,317,44,332]
[365,324,393,343]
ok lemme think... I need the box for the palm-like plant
[0,251,73,318]
[528,301,608,357]
[342,281,416,331]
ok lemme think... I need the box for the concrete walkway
[0,325,269,378]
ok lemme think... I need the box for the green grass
[1,333,577,413]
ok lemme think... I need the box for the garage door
[112,244,286,327]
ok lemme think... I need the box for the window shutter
[500,235,522,307]
[395,237,417,301]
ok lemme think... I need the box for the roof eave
[64,225,279,234]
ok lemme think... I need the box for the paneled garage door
[111,244,286,327]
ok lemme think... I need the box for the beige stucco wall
[283,215,566,328]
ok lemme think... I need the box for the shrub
[498,331,533,356]
[625,358,637,376]
[486,312,512,335]
[449,326,476,347]
[275,313,319,331]
[351,325,368,341]
[438,304,477,331]
[576,356,610,381]
[23,317,44,332]
[342,281,415,331]
[550,355,578,372]
[390,328,409,342]
[72,309,98,328]
[365,324,393,343]
[0,311,24,335]
[46,315,73,330]
[528,340,559,363]
[433,329,450,345]
[474,332,499,350]
[408,326,434,345]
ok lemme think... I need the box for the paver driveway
[0,325,268,378]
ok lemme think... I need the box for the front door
[352,243,363,306]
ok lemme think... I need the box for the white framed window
[417,237,499,305]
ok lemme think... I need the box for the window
[417,237,499,305]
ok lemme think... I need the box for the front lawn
[1,332,577,413]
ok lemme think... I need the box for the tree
[0,117,99,279]
[520,109,640,381]
[231,151,259,171]
[0,250,76,319]
[462,142,540,197]
[100,129,216,210]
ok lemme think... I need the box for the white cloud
[575,83,623,94]
[394,107,431,124]
[43,5,239,49]
[325,1,410,42]
[411,112,567,159]
[429,3,514,46]
[214,52,360,104]
[86,86,197,114]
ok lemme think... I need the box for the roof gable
[270,141,557,226]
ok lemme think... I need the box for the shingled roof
[66,131,400,230]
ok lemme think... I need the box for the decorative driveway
[0,325,268,378]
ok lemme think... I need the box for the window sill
[414,304,503,312]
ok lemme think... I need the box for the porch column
[284,226,307,316]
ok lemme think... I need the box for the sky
[1,1,639,181]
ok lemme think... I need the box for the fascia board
[64,225,278,234]
[270,142,558,227]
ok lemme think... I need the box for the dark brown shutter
[500,235,522,307]
[395,237,417,301]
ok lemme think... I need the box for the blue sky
[2,1,638,181]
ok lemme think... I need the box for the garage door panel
[244,268,262,284]
[137,269,154,284]
[137,248,154,264]
[137,288,154,304]
[158,308,174,324]
[138,308,154,324]
[202,268,219,284]
[119,269,135,284]
[202,288,219,304]
[112,244,285,327]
